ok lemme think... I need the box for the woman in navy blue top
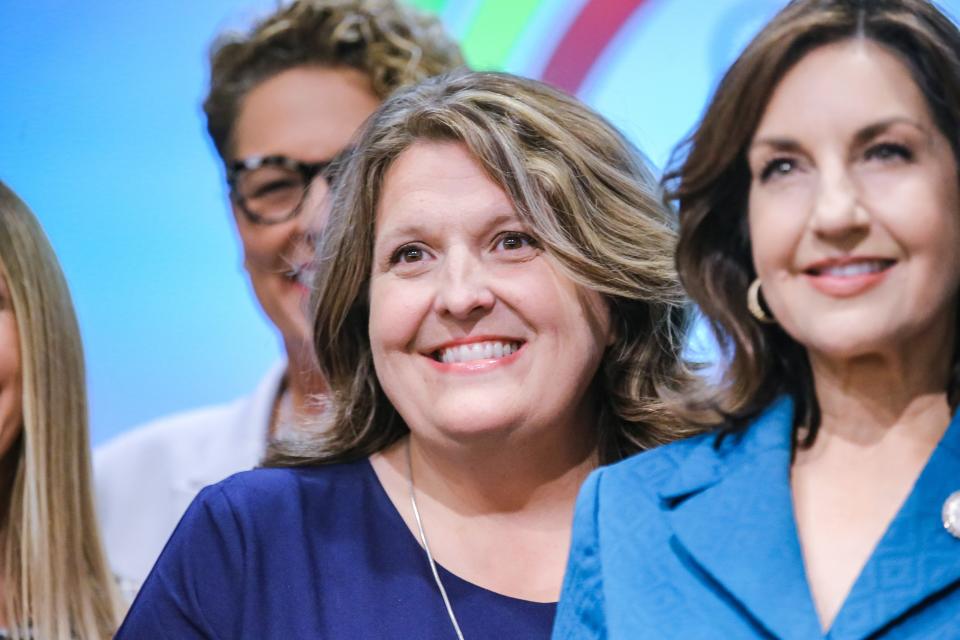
[122,461,555,638]
[555,1,960,637]
[118,71,696,638]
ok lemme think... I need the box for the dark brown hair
[666,0,960,444]
[267,71,698,467]
[203,0,464,162]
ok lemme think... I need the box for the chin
[784,308,891,355]
[795,328,899,362]
[416,407,530,444]
[268,300,310,346]
[266,311,306,348]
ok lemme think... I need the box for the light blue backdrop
[3,0,959,445]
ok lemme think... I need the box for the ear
[603,301,618,348]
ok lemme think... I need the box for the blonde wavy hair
[0,182,121,639]
[269,71,698,466]
[203,0,465,162]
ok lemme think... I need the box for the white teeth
[437,341,521,364]
[820,260,890,277]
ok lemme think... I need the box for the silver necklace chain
[406,441,466,640]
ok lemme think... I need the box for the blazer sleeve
[115,483,246,639]
[552,468,607,640]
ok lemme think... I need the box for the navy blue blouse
[116,459,557,639]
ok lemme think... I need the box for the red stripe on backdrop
[540,0,650,94]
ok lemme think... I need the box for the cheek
[0,314,19,371]
[506,264,610,355]
[368,277,428,357]
[582,290,614,350]
[0,315,22,433]
[235,218,294,271]
[748,186,810,279]
[904,197,960,299]
[566,290,613,369]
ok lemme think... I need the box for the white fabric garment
[94,362,285,602]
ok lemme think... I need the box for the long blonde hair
[269,71,697,466]
[0,182,121,639]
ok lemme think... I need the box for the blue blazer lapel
[661,398,822,640]
[830,410,960,639]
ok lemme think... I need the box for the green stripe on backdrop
[408,0,450,13]
[461,0,541,70]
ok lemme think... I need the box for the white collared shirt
[94,362,285,602]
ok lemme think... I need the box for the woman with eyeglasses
[115,70,696,638]
[93,0,464,601]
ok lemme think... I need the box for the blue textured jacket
[553,397,960,639]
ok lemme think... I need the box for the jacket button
[944,491,960,539]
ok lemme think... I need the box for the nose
[433,248,496,320]
[810,163,869,238]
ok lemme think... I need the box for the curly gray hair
[203,0,465,162]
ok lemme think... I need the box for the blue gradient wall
[3,0,960,445]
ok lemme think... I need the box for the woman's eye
[396,246,422,263]
[865,142,913,163]
[759,158,796,182]
[390,244,427,265]
[494,232,538,252]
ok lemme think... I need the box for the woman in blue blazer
[555,1,960,637]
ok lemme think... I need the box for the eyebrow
[374,211,523,247]
[750,117,931,154]
[850,117,931,147]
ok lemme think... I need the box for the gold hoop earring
[747,278,776,324]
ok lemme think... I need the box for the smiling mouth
[804,259,896,277]
[431,340,524,364]
[284,263,315,289]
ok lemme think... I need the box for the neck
[370,408,599,603]
[808,327,954,447]
[404,422,596,517]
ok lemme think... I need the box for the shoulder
[198,461,375,526]
[595,431,721,505]
[92,397,268,532]
[598,396,796,501]
[556,436,722,637]
[94,363,285,474]
[95,401,248,469]
[588,396,795,517]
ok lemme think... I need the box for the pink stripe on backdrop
[540,0,649,94]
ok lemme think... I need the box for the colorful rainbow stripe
[410,0,650,94]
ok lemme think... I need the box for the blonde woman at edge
[0,181,121,638]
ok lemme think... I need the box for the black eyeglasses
[227,149,351,225]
